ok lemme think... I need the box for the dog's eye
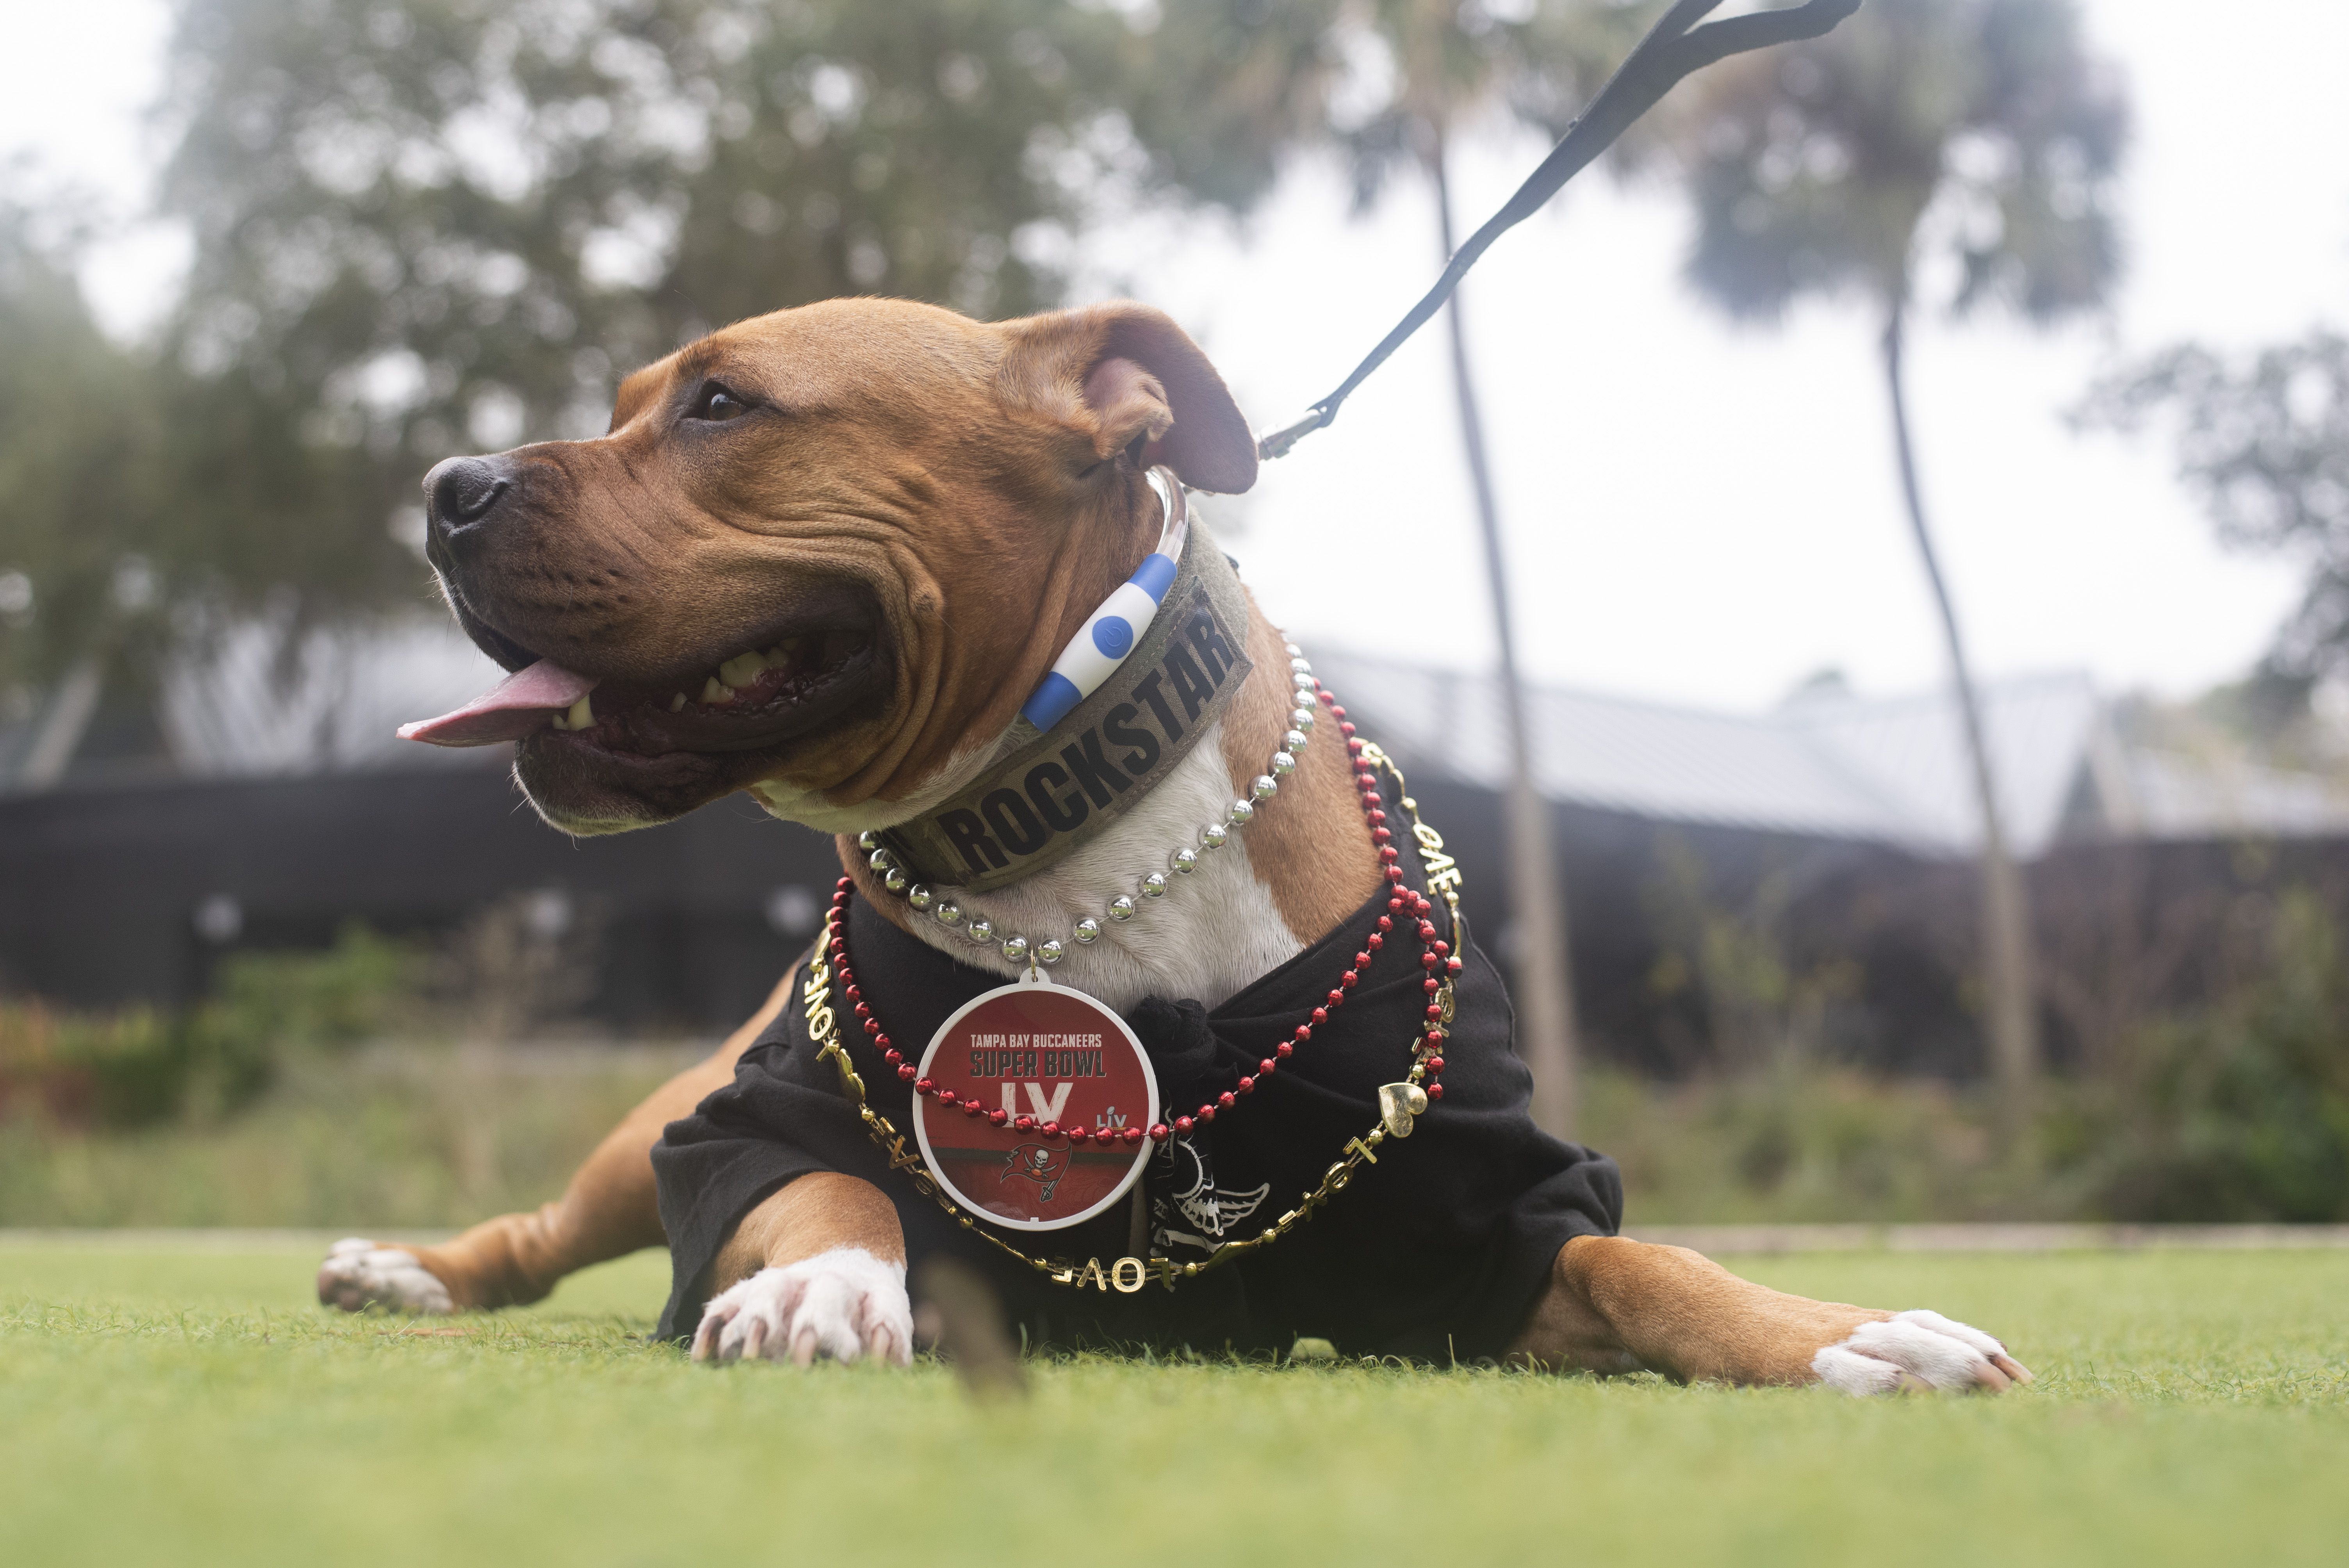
[690,382,751,422]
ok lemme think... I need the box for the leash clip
[1255,406,1332,462]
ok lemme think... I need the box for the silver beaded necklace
[855,641,1321,968]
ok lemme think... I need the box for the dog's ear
[1003,303,1258,494]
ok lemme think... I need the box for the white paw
[1813,1308,2033,1395]
[692,1247,913,1368]
[316,1237,455,1315]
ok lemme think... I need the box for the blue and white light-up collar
[1018,467,1190,733]
[876,481,1252,893]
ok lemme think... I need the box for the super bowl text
[966,1034,1108,1080]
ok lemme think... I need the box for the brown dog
[318,298,2028,1393]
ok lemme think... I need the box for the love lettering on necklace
[1355,742,1463,900]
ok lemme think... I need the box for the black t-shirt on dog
[652,821,1623,1360]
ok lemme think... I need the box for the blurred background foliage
[2080,331,2349,723]
[0,923,420,1130]
[1672,0,2126,327]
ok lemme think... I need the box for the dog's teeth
[547,712,568,731]
[702,676,732,705]
[670,692,687,713]
[565,695,594,730]
[718,651,766,690]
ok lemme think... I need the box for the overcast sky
[7,0,2345,713]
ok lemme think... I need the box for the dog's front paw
[692,1247,913,1367]
[1812,1309,2034,1395]
[317,1238,456,1315]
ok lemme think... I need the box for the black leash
[1256,0,1862,463]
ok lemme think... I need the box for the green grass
[3,1242,2345,1566]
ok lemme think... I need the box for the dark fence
[0,766,840,1032]
[5,766,2345,1067]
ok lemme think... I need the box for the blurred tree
[5,0,1344,780]
[1659,0,2127,1139]
[1325,0,1645,1139]
[157,0,1342,470]
[2078,331,2349,726]
[0,191,177,780]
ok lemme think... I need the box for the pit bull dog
[319,297,2030,1394]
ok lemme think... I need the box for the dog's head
[410,298,1257,835]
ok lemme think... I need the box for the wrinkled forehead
[607,299,1002,432]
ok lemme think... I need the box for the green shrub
[205,924,422,1056]
[1584,1066,2015,1223]
[0,924,423,1130]
[62,1008,195,1126]
[2055,890,2349,1222]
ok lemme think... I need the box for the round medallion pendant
[911,973,1158,1231]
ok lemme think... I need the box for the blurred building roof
[157,617,506,777]
[1309,649,2349,857]
[2114,747,2349,841]
[0,617,512,788]
[11,619,2348,852]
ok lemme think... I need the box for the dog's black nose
[424,456,512,538]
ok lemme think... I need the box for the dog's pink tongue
[398,659,599,747]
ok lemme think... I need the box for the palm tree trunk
[1429,138,1582,1138]
[1880,304,2039,1142]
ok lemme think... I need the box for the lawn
[3,1240,2345,1567]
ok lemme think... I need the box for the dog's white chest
[892,720,1303,1012]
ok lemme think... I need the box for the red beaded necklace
[828,682,1462,1148]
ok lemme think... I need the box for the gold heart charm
[1378,1081,1431,1139]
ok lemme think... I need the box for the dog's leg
[690,1173,912,1367]
[317,971,796,1314]
[1509,1235,2033,1394]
